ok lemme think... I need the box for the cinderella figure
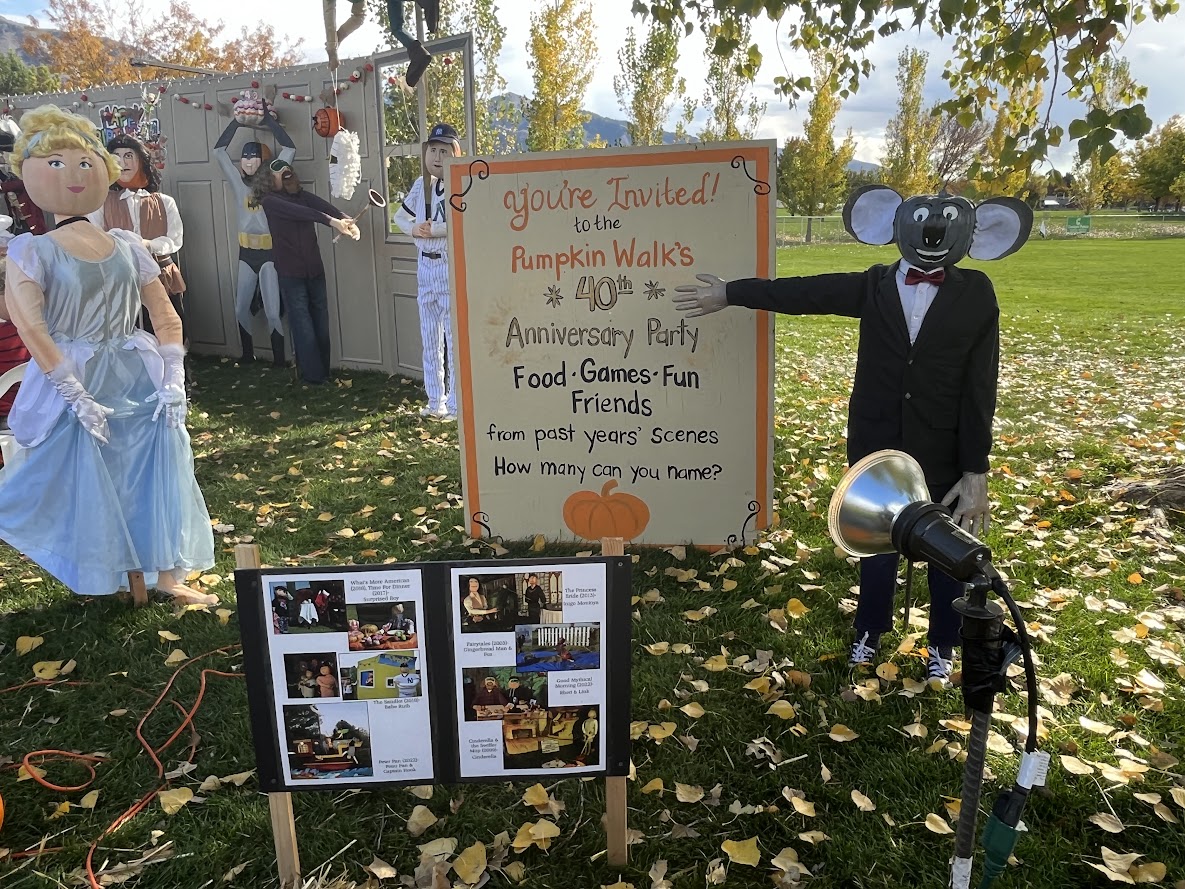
[0,106,215,605]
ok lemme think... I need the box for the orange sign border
[448,144,774,546]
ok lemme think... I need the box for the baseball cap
[427,122,459,149]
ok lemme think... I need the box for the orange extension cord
[1,646,243,888]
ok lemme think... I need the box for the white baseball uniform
[394,175,455,415]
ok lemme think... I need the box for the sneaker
[848,631,880,667]
[927,648,955,687]
[419,405,442,418]
[440,411,457,422]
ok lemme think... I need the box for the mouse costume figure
[214,100,296,367]
[393,122,461,420]
[674,185,1032,685]
[0,106,215,605]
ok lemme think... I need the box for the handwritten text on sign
[449,145,774,546]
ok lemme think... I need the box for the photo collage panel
[264,570,432,785]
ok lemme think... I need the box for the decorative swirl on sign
[731,156,771,195]
[450,158,490,212]
[472,511,493,539]
[730,500,761,549]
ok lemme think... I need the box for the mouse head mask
[842,185,1033,269]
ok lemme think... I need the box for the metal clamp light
[828,450,1049,889]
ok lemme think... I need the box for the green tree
[613,19,687,146]
[0,51,60,94]
[696,15,764,142]
[524,0,597,152]
[970,81,1043,197]
[629,0,1165,170]
[879,49,938,196]
[1131,116,1185,209]
[778,50,855,214]
[1070,57,1138,213]
[371,0,510,155]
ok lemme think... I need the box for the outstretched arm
[263,106,297,164]
[3,258,62,371]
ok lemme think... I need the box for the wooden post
[128,570,148,607]
[236,543,301,889]
[599,536,628,866]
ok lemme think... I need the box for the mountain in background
[490,93,692,150]
[0,15,52,64]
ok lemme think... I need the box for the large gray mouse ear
[969,197,1034,260]
[842,185,903,245]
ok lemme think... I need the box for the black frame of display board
[235,555,632,793]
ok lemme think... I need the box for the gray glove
[672,273,730,317]
[941,472,990,538]
[147,343,187,428]
[48,361,114,445]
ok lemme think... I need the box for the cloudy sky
[3,0,1182,170]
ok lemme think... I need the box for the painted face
[114,147,141,186]
[468,579,479,594]
[241,156,262,176]
[894,194,977,269]
[484,678,496,689]
[425,141,451,178]
[21,147,111,217]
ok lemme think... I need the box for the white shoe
[441,409,457,422]
[420,405,442,418]
[927,649,955,688]
[848,631,879,667]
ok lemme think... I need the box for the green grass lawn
[2,239,1184,888]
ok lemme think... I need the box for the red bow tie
[904,267,946,286]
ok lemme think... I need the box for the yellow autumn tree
[525,0,597,152]
[26,0,302,90]
[879,48,939,196]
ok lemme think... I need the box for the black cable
[991,576,1039,752]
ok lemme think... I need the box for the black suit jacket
[727,262,999,490]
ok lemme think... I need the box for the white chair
[0,360,27,469]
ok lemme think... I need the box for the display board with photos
[236,557,631,791]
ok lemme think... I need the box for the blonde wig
[11,105,120,184]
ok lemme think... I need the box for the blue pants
[279,275,331,384]
[852,484,966,650]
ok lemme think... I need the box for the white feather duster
[329,129,362,200]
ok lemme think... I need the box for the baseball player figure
[213,95,296,367]
[394,122,461,421]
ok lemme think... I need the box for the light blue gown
[0,228,214,595]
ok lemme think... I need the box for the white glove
[147,343,187,428]
[48,361,114,445]
[672,273,730,317]
[941,472,990,538]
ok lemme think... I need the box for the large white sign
[448,143,776,547]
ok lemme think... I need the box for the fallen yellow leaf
[158,630,182,642]
[675,782,704,803]
[924,813,953,834]
[158,787,194,815]
[851,789,876,811]
[33,660,63,679]
[640,778,664,794]
[720,837,761,866]
[828,724,859,742]
[767,700,797,720]
[16,635,44,655]
[406,804,438,836]
[79,790,100,809]
[680,702,706,718]
[164,649,188,666]
[451,841,487,884]
[522,784,549,807]
[791,796,816,817]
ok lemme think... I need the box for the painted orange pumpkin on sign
[563,480,651,541]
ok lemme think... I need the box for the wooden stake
[599,537,628,866]
[236,544,301,889]
[128,570,148,608]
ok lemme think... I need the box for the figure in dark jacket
[674,186,1031,684]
